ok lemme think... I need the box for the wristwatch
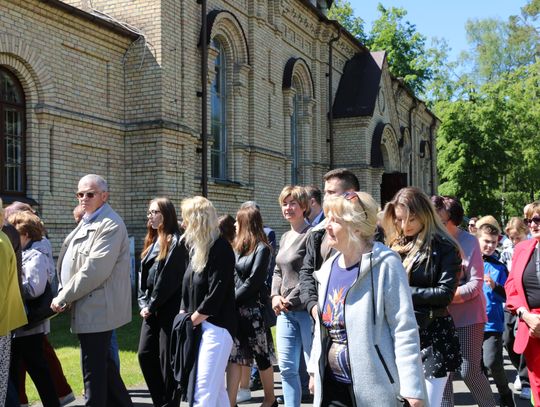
[518,309,525,319]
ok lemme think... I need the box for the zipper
[342,262,360,406]
[375,344,395,384]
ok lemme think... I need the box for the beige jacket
[56,203,132,334]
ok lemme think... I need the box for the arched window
[0,67,25,194]
[210,39,228,180]
[290,85,300,184]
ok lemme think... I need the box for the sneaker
[520,387,531,400]
[514,375,522,391]
[249,377,262,391]
[236,388,251,403]
[59,392,76,406]
[276,396,284,404]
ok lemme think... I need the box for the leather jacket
[408,234,461,323]
[234,242,271,307]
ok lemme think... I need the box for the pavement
[38,356,532,407]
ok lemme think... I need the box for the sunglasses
[147,210,161,217]
[468,223,476,227]
[342,191,367,214]
[524,216,540,225]
[76,191,98,199]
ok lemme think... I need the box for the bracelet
[518,309,524,319]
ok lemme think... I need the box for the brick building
[0,0,438,249]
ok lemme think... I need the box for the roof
[332,51,383,118]
[38,0,140,40]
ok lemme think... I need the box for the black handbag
[23,281,56,329]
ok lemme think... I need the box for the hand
[308,374,315,395]
[523,311,540,337]
[405,398,424,407]
[271,296,290,315]
[50,298,67,313]
[140,307,151,319]
[484,274,495,289]
[310,304,319,320]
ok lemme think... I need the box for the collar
[82,203,107,224]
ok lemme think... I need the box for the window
[0,67,25,194]
[290,91,300,184]
[210,40,228,179]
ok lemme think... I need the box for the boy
[477,217,515,407]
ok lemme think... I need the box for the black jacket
[181,236,237,337]
[234,242,271,307]
[299,228,327,315]
[408,234,461,322]
[138,232,188,316]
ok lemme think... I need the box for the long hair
[382,187,458,272]
[233,206,269,255]
[180,196,220,273]
[141,197,180,261]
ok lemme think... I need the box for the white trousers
[426,374,450,407]
[193,321,233,407]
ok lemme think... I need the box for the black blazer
[181,236,237,337]
[234,242,271,307]
[138,232,187,316]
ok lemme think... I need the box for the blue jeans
[110,330,120,369]
[276,311,313,407]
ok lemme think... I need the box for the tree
[327,0,366,41]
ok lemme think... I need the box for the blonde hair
[505,217,528,237]
[382,187,458,272]
[278,186,308,213]
[524,201,540,219]
[180,196,220,273]
[323,192,378,246]
[475,215,501,235]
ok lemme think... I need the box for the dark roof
[332,52,383,118]
[38,0,140,40]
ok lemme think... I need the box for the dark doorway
[380,172,407,206]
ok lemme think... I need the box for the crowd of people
[1,170,540,407]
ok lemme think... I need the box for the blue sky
[348,0,529,59]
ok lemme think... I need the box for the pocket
[78,286,107,326]
[374,344,394,384]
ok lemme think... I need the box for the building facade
[0,0,438,248]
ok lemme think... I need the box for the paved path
[39,357,532,406]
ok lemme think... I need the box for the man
[299,168,360,320]
[51,174,133,407]
[305,186,324,227]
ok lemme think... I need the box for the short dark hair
[323,168,360,192]
[431,195,464,226]
[477,223,500,237]
[305,185,322,205]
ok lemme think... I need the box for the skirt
[420,315,462,378]
[229,304,276,369]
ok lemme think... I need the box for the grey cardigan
[308,242,427,406]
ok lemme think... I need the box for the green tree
[327,0,366,41]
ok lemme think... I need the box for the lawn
[25,307,145,405]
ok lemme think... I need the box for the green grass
[25,306,145,405]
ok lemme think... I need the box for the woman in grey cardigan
[308,192,425,407]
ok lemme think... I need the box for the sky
[348,0,529,59]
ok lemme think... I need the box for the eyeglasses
[147,210,161,217]
[76,191,97,199]
[525,216,540,225]
[468,223,476,227]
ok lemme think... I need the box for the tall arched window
[290,89,300,185]
[210,39,228,179]
[0,67,25,194]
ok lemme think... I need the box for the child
[477,217,515,407]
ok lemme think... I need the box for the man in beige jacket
[52,174,133,407]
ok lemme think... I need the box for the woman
[431,196,496,407]
[0,200,27,404]
[309,191,426,407]
[383,187,462,407]
[227,206,277,407]
[271,185,312,407]
[138,197,187,407]
[180,196,237,407]
[8,211,59,407]
[505,201,540,405]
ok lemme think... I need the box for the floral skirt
[229,304,276,369]
[420,315,462,378]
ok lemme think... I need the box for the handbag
[260,284,277,328]
[23,281,56,329]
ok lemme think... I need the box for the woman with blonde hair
[138,197,187,407]
[383,187,462,407]
[308,191,425,407]
[271,185,312,406]
[179,196,237,407]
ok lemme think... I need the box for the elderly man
[51,174,132,407]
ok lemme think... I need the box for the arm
[147,240,187,313]
[490,264,508,302]
[55,220,126,304]
[235,245,271,303]
[299,231,321,317]
[411,241,460,307]
[22,250,49,299]
[452,240,483,304]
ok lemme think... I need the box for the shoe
[250,377,262,391]
[276,396,284,404]
[520,387,531,400]
[500,391,515,407]
[514,375,522,391]
[236,388,251,403]
[301,393,314,403]
[59,392,76,406]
